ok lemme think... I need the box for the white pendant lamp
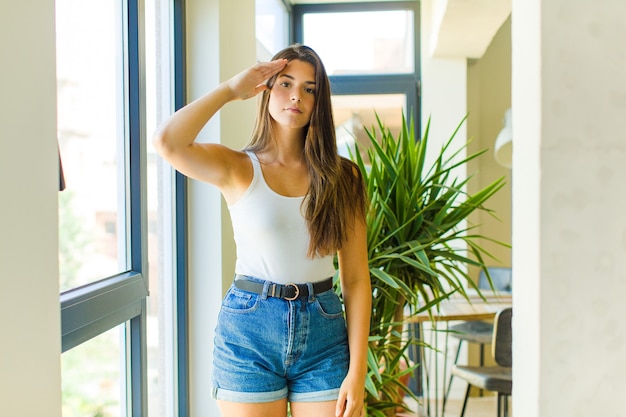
[494,108,512,169]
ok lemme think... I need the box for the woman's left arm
[336,213,371,417]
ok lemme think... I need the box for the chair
[451,307,513,417]
[442,267,512,411]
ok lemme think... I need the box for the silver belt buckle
[283,283,300,300]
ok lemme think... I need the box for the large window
[293,1,421,149]
[56,0,126,293]
[57,0,187,415]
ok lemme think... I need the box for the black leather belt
[234,274,334,301]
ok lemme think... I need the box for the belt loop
[306,282,315,303]
[260,279,270,300]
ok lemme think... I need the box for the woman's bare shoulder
[206,145,254,203]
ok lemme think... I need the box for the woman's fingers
[256,58,288,80]
[336,389,366,417]
[226,59,288,100]
[335,391,347,417]
[338,399,364,417]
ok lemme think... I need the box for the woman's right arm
[153,83,237,187]
[152,59,288,189]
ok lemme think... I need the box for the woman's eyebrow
[278,73,316,85]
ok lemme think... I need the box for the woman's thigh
[217,398,288,417]
[290,400,336,417]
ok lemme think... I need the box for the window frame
[172,0,190,415]
[59,0,189,415]
[292,1,421,132]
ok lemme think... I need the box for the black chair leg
[497,394,502,417]
[459,384,471,417]
[503,395,509,417]
[497,393,510,417]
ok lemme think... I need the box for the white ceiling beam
[430,0,511,58]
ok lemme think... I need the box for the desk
[407,293,512,417]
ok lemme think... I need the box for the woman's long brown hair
[245,44,367,257]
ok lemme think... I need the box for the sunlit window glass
[146,0,177,416]
[61,324,125,417]
[303,10,414,76]
[333,94,406,161]
[57,0,127,292]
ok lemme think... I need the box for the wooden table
[407,292,512,417]
[410,292,512,323]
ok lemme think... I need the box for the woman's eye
[280,82,290,88]
[305,88,316,95]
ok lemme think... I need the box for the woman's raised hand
[225,59,288,100]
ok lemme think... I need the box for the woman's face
[267,59,316,131]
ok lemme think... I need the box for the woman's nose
[291,92,301,102]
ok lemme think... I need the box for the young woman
[153,44,371,417]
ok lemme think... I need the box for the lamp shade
[494,108,512,168]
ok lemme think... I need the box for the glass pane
[62,325,125,417]
[146,1,177,416]
[303,10,414,76]
[333,94,406,162]
[56,0,126,292]
[256,0,289,61]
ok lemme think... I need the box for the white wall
[185,0,257,415]
[420,0,468,149]
[512,0,626,416]
[0,2,62,417]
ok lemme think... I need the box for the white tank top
[227,151,336,284]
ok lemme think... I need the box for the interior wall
[464,16,512,372]
[420,0,468,162]
[185,0,257,415]
[0,2,62,416]
[466,16,513,278]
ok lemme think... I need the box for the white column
[421,0,468,148]
[185,0,256,415]
[512,1,626,416]
[0,2,62,417]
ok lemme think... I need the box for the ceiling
[430,0,511,58]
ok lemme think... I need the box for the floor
[401,394,511,417]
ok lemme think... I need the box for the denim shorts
[212,276,350,403]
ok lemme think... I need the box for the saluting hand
[224,59,288,100]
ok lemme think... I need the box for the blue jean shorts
[212,276,350,403]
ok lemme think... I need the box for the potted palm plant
[346,114,507,416]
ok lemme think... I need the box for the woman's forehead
[279,59,315,80]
